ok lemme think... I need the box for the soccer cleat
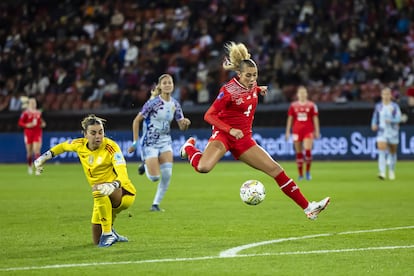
[35,169,41,176]
[138,163,145,175]
[305,172,312,180]
[378,173,386,180]
[28,166,33,175]
[180,137,196,159]
[304,197,330,220]
[298,176,304,181]
[98,233,117,247]
[150,204,164,212]
[388,171,395,180]
[112,228,128,242]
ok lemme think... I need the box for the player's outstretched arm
[34,150,54,174]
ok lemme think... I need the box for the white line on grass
[219,225,414,257]
[1,226,413,272]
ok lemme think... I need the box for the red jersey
[18,109,43,137]
[208,77,261,135]
[288,100,318,133]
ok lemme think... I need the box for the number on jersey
[243,104,252,117]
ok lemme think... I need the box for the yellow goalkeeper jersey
[50,137,136,194]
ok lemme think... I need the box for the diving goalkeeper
[34,114,136,247]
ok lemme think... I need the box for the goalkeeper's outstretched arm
[34,139,80,173]
[33,150,54,174]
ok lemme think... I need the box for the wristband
[131,140,138,148]
[113,180,121,189]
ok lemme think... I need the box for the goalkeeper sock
[93,191,112,234]
[296,152,304,177]
[275,171,308,209]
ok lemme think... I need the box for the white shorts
[376,134,399,145]
[141,144,172,160]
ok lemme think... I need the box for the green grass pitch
[1,161,413,275]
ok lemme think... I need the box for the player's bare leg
[145,157,161,178]
[25,143,34,174]
[181,137,226,173]
[92,224,102,245]
[32,141,42,175]
[197,140,226,173]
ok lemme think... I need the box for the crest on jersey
[217,91,224,100]
[114,152,126,165]
[236,98,244,105]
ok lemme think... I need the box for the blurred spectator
[1,0,414,112]
[406,86,414,107]
[88,78,106,102]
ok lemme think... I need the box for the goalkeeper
[34,114,136,248]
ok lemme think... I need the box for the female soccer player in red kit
[285,86,320,180]
[180,42,329,220]
[18,98,46,175]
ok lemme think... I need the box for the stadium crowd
[1,0,414,113]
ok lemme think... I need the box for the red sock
[27,156,32,167]
[275,171,309,209]
[305,149,312,173]
[34,153,40,160]
[296,152,304,177]
[185,145,202,172]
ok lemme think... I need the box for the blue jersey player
[128,74,191,211]
[371,87,402,180]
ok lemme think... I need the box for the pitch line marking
[219,225,414,257]
[2,245,413,272]
[1,226,413,272]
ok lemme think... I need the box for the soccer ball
[240,180,266,205]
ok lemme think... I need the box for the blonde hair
[222,42,256,72]
[150,74,173,99]
[81,114,106,132]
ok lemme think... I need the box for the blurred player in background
[34,114,136,247]
[18,97,46,175]
[371,87,402,180]
[285,86,320,180]
[180,42,329,220]
[128,74,191,212]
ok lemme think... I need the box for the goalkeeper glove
[34,150,53,174]
[97,181,120,196]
